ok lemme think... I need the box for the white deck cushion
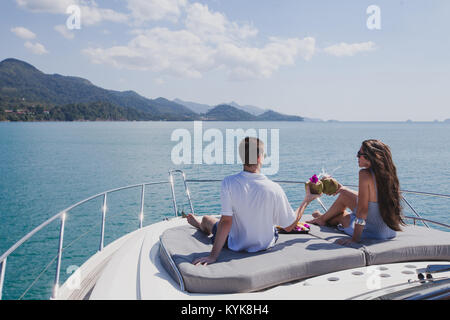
[304,215,450,265]
[160,216,450,293]
[359,225,450,265]
[159,224,366,294]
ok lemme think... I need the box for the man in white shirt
[187,137,319,265]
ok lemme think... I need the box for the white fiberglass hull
[57,217,450,300]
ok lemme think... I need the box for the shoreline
[0,120,448,124]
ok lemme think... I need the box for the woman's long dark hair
[361,140,405,231]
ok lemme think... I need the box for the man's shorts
[211,222,279,249]
[211,221,229,248]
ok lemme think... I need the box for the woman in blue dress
[307,139,405,245]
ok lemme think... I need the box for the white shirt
[221,171,296,252]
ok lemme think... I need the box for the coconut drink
[321,176,340,195]
[305,174,323,195]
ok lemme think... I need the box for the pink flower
[310,174,319,184]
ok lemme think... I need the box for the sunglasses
[357,151,367,158]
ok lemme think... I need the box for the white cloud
[16,1,375,80]
[15,0,73,13]
[216,37,315,80]
[185,2,258,43]
[83,28,315,80]
[11,26,37,40]
[24,41,48,55]
[127,0,187,24]
[83,2,315,80]
[323,41,376,57]
[54,24,74,39]
[80,4,128,26]
[15,0,128,26]
[16,0,188,26]
[83,27,215,78]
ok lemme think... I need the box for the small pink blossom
[310,174,319,184]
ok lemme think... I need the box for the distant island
[407,119,450,123]
[0,58,304,122]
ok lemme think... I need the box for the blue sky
[1,0,449,121]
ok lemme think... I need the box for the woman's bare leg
[312,209,340,226]
[307,188,358,226]
[327,212,345,226]
[311,210,345,227]
[326,210,352,227]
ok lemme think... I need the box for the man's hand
[304,185,321,203]
[192,215,232,266]
[284,187,320,233]
[193,255,217,266]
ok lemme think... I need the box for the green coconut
[321,177,339,195]
[305,181,323,195]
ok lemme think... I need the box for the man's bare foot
[186,214,201,229]
[312,210,322,219]
[306,214,327,226]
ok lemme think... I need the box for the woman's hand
[304,185,321,203]
[332,182,344,196]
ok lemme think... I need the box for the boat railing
[0,170,449,300]
[0,180,168,300]
[184,179,450,229]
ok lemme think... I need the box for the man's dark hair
[239,137,265,166]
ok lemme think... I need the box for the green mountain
[173,98,212,114]
[150,97,199,119]
[174,98,306,120]
[0,58,199,120]
[0,58,304,122]
[0,101,160,122]
[204,104,258,121]
[227,101,267,116]
[204,105,304,121]
[256,110,304,121]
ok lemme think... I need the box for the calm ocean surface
[1,121,449,299]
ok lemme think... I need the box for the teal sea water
[0,121,449,299]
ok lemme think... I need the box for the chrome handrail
[0,180,168,300]
[1,173,449,300]
[169,170,195,217]
[186,179,450,199]
[186,179,450,229]
[403,216,450,229]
